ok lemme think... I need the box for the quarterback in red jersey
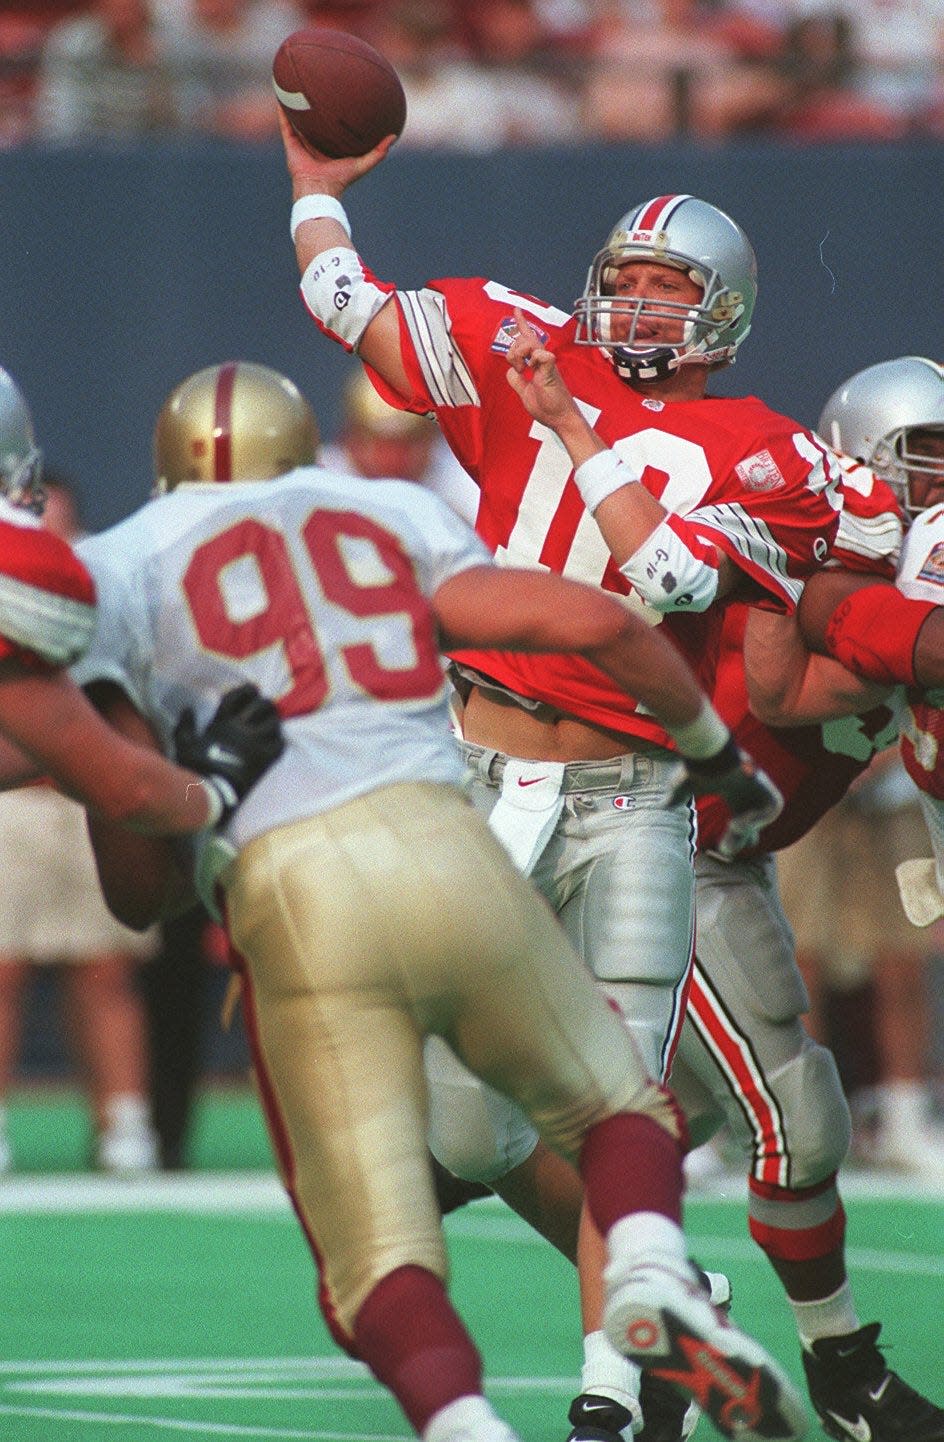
[674,358,944,1442]
[277,115,839,1441]
[0,367,283,836]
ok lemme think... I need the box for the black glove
[666,738,784,859]
[173,683,285,824]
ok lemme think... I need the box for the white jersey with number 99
[71,468,489,847]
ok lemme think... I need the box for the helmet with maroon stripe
[574,194,757,383]
[817,357,944,517]
[0,366,44,513]
[154,361,319,493]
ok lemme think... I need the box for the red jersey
[698,465,904,854]
[370,276,842,748]
[0,500,97,667]
[895,503,944,802]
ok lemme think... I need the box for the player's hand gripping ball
[272,27,406,158]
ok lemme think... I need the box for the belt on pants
[458,742,663,793]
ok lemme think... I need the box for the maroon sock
[353,1265,483,1434]
[580,1112,684,1235]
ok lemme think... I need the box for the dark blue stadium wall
[2,139,941,530]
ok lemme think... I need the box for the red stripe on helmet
[633,194,693,236]
[213,362,238,482]
[635,195,679,231]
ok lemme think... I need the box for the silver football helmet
[574,194,757,382]
[0,367,44,513]
[818,357,944,515]
[154,361,319,493]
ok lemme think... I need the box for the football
[272,28,407,159]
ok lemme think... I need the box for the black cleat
[567,1392,640,1442]
[802,1322,944,1441]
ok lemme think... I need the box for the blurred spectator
[577,0,790,142]
[162,0,306,142]
[777,755,944,1179]
[796,0,944,130]
[0,13,47,148]
[370,0,580,149]
[301,0,387,35]
[772,10,910,138]
[321,367,478,521]
[32,0,183,141]
[0,478,159,1175]
[733,0,944,138]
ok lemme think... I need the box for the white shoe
[857,1083,944,1179]
[96,1095,159,1176]
[603,1258,808,1441]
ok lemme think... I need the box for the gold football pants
[223,781,680,1335]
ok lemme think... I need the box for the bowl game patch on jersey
[735,449,785,492]
[490,316,549,355]
[917,539,944,589]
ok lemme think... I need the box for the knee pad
[424,1036,539,1183]
[764,1038,851,1186]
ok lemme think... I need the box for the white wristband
[290,194,352,241]
[573,449,637,514]
[199,775,239,828]
[668,699,732,761]
[200,778,225,828]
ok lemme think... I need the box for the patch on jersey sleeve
[490,316,549,355]
[735,449,786,492]
[917,540,944,589]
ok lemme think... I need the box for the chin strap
[612,347,680,383]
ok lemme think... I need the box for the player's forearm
[586,617,715,737]
[87,810,194,929]
[800,571,939,688]
[0,672,217,834]
[744,606,890,726]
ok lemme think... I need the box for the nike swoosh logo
[517,776,549,787]
[826,1410,872,1442]
[204,743,241,769]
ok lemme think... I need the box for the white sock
[792,1282,860,1351]
[878,1080,934,1130]
[607,1211,688,1274]
[102,1092,151,1132]
[580,1329,642,1412]
[423,1394,520,1442]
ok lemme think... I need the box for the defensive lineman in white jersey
[72,361,801,1442]
[74,468,486,850]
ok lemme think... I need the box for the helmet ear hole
[154,362,319,492]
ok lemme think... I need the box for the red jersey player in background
[276,113,841,1442]
[504,330,944,1442]
[0,366,284,840]
[682,354,944,1442]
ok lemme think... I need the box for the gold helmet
[342,370,431,440]
[154,361,319,493]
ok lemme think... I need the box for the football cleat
[802,1323,944,1441]
[638,1268,733,1441]
[567,1391,640,1442]
[603,1258,807,1441]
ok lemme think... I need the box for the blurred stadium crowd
[1,0,943,150]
